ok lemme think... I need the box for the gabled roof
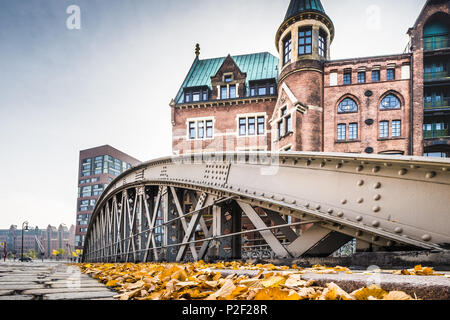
[285,0,326,21]
[174,52,279,105]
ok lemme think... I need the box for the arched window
[338,98,358,113]
[380,94,401,110]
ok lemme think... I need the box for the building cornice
[174,96,277,109]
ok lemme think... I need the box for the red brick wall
[324,56,412,155]
[172,99,276,154]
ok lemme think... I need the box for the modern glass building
[75,145,140,249]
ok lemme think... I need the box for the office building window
[372,70,380,82]
[206,120,213,138]
[257,117,265,135]
[358,72,366,83]
[239,118,246,136]
[349,123,358,140]
[338,98,358,113]
[197,121,204,139]
[188,119,214,140]
[387,68,395,81]
[189,122,196,140]
[239,116,265,136]
[229,85,236,99]
[380,121,389,138]
[318,31,327,57]
[283,34,292,65]
[248,117,256,135]
[337,124,346,141]
[220,86,227,99]
[343,71,352,85]
[392,120,401,137]
[380,94,401,110]
[299,27,312,55]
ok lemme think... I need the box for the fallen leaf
[384,291,414,300]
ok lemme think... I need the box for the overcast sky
[0,0,425,229]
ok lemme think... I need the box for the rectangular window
[387,68,395,81]
[202,90,208,101]
[380,121,389,138]
[206,120,213,138]
[343,71,352,85]
[189,122,195,139]
[198,121,204,139]
[192,91,200,102]
[220,86,227,99]
[372,70,380,82]
[278,121,283,139]
[239,118,246,136]
[257,117,265,135]
[286,115,292,134]
[250,88,256,97]
[248,117,256,135]
[281,107,287,117]
[392,120,401,137]
[229,85,236,99]
[318,32,326,57]
[298,28,312,55]
[349,123,358,140]
[258,86,267,96]
[185,92,191,103]
[283,34,292,65]
[337,124,346,141]
[357,72,366,83]
[224,75,232,83]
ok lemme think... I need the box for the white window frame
[236,113,268,137]
[186,117,215,141]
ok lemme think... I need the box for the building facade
[171,0,450,158]
[75,145,140,249]
[0,224,75,259]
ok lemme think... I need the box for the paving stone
[43,291,116,300]
[22,287,115,296]
[49,282,106,288]
[0,290,14,296]
[0,284,45,290]
[0,295,35,300]
[0,277,44,282]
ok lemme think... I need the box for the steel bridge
[82,152,450,263]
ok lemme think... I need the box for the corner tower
[273,0,334,152]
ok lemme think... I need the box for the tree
[25,249,38,260]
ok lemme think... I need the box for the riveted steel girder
[82,152,450,262]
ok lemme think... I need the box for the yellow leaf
[352,285,388,300]
[284,274,313,288]
[106,280,119,287]
[206,279,236,300]
[414,265,423,272]
[254,288,301,300]
[261,276,286,288]
[320,283,354,300]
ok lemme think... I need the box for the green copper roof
[285,0,326,20]
[175,52,278,105]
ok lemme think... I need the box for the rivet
[337,211,344,218]
[394,227,403,234]
[341,199,347,205]
[374,182,381,189]
[316,205,321,210]
[372,221,380,227]
[306,160,311,166]
[387,241,394,247]
[327,208,334,214]
[357,198,364,204]
[338,225,344,230]
[320,162,326,168]
[426,171,436,179]
[356,231,363,237]
[373,194,381,201]
[373,206,381,213]
[305,203,310,208]
[357,180,364,186]
[356,216,363,222]
[398,169,408,176]
[372,166,380,173]
[422,234,432,242]
[336,163,343,169]
[292,200,297,205]
[280,197,285,202]
[356,165,364,172]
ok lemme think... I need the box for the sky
[0,0,425,229]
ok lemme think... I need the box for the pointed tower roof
[284,0,326,21]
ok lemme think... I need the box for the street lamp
[21,221,29,261]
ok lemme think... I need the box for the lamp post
[21,221,29,261]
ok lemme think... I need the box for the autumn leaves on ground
[75,261,440,301]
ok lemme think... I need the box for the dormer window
[229,85,236,99]
[249,80,277,97]
[224,74,233,83]
[184,87,209,103]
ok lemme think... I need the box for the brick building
[0,224,75,259]
[75,145,140,249]
[171,0,450,158]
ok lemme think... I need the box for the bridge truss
[82,152,450,263]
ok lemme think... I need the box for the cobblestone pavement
[0,261,116,300]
